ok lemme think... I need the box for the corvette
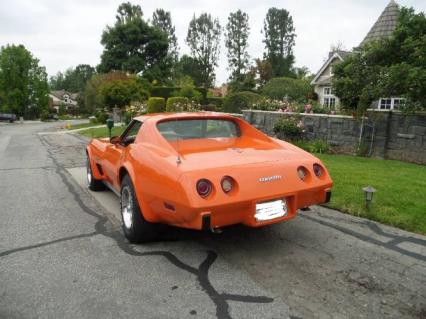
[86,112,333,242]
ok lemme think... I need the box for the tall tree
[50,64,95,92]
[333,7,426,111]
[225,10,250,82]
[263,8,296,77]
[186,13,221,88]
[152,9,179,65]
[0,44,48,118]
[98,2,169,79]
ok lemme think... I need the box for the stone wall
[242,110,426,165]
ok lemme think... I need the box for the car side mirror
[110,136,122,145]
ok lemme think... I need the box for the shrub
[166,97,190,112]
[273,117,304,141]
[262,77,312,102]
[147,97,166,113]
[293,139,330,154]
[95,112,108,124]
[207,97,223,109]
[123,112,132,125]
[171,87,202,103]
[150,86,207,102]
[223,91,262,113]
[150,87,176,99]
[40,110,49,122]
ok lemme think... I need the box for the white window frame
[378,97,405,110]
[322,87,336,110]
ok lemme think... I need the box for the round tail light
[221,176,233,193]
[297,167,307,181]
[313,164,323,177]
[196,179,212,197]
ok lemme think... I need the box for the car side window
[121,120,143,145]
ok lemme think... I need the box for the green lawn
[317,154,426,234]
[78,126,126,138]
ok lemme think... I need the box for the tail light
[313,164,323,177]
[297,167,308,181]
[196,179,212,197]
[221,176,233,193]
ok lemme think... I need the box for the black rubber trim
[202,215,211,231]
[325,191,332,203]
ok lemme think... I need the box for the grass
[317,154,426,234]
[67,122,101,130]
[78,125,126,138]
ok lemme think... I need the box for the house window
[379,98,405,110]
[323,87,333,95]
[322,87,336,110]
[324,97,336,108]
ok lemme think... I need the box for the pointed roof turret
[359,0,400,47]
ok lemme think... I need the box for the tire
[86,156,105,191]
[120,175,158,243]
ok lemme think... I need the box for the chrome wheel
[121,186,133,229]
[86,159,92,186]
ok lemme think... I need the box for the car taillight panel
[221,176,233,193]
[196,179,212,198]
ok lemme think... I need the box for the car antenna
[176,117,181,165]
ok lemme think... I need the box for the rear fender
[119,162,159,223]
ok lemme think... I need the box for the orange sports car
[86,112,333,242]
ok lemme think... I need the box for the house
[311,0,402,110]
[49,90,79,112]
[310,50,351,110]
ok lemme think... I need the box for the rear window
[157,119,240,141]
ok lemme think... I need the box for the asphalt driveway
[0,121,425,319]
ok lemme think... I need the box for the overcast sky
[1,0,425,85]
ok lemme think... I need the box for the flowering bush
[166,97,201,113]
[273,116,305,141]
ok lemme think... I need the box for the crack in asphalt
[0,232,98,257]
[300,213,426,262]
[19,133,275,319]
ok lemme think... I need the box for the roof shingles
[360,0,400,47]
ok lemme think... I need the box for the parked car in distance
[86,112,333,242]
[0,113,17,123]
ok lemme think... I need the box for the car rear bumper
[171,186,332,230]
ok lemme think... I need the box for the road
[0,121,425,319]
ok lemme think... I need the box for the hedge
[147,97,166,113]
[222,91,262,113]
[166,97,189,112]
[262,77,312,102]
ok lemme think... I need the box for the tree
[250,59,274,87]
[293,66,312,80]
[225,10,250,82]
[186,13,221,88]
[84,71,150,112]
[50,64,95,92]
[263,8,296,77]
[333,7,426,111]
[152,9,179,65]
[261,77,312,102]
[98,2,169,80]
[174,55,204,87]
[0,44,48,118]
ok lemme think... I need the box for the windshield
[157,119,240,141]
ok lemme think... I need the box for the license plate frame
[254,199,287,222]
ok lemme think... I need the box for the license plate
[255,199,287,222]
